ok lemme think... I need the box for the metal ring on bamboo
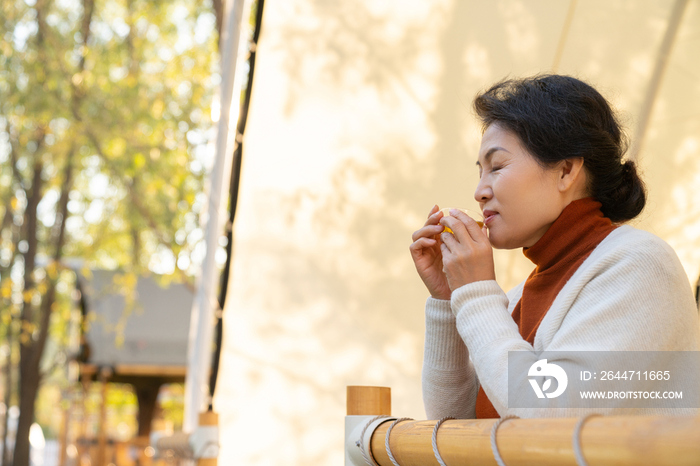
[384,417,413,466]
[431,416,454,466]
[356,415,391,466]
[490,415,519,466]
[573,413,601,466]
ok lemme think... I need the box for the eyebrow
[476,146,509,166]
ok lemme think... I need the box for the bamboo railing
[345,386,700,466]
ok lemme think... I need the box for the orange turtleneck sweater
[475,197,617,418]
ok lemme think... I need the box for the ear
[557,157,587,194]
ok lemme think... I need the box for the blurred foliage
[34,381,184,441]
[0,0,220,457]
[158,383,185,431]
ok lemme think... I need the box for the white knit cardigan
[422,225,700,419]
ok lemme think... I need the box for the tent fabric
[215,1,700,464]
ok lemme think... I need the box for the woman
[410,75,700,419]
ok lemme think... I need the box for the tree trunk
[133,379,162,437]
[1,160,16,466]
[14,151,44,466]
[13,350,40,466]
[212,0,224,50]
[14,146,75,466]
[12,0,91,462]
[1,325,12,466]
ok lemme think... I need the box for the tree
[0,0,219,464]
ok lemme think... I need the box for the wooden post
[57,388,69,466]
[96,367,112,466]
[197,411,219,466]
[58,389,67,466]
[345,386,392,466]
[346,386,391,416]
[77,376,90,463]
[114,441,130,466]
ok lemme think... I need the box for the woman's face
[474,124,569,249]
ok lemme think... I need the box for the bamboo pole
[628,0,689,162]
[183,0,246,433]
[347,386,391,416]
[370,416,700,466]
[197,411,219,466]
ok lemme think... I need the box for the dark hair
[473,74,646,223]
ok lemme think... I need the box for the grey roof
[77,270,194,369]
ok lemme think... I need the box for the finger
[412,224,445,242]
[440,241,450,255]
[409,237,437,253]
[425,209,444,227]
[448,208,484,241]
[423,204,441,225]
[440,230,458,251]
[440,241,455,272]
[439,215,465,241]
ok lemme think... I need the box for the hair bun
[600,160,646,222]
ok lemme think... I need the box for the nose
[474,176,492,206]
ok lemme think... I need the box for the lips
[483,210,498,225]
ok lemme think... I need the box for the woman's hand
[410,205,452,300]
[439,209,496,291]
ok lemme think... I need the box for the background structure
[213,1,700,464]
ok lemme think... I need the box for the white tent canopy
[214,1,700,463]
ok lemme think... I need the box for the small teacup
[440,208,484,233]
